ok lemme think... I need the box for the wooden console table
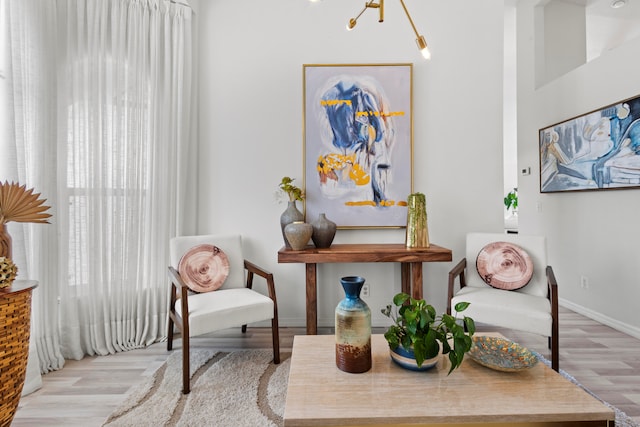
[277,243,452,334]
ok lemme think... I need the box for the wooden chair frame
[447,259,559,372]
[167,260,280,394]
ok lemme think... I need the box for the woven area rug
[104,348,638,427]
[532,351,639,427]
[103,349,290,427]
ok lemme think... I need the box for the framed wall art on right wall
[539,94,640,193]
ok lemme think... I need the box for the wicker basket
[0,281,37,427]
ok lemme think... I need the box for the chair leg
[551,332,559,372]
[167,315,174,351]
[272,318,280,364]
[182,333,191,394]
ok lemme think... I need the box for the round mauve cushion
[476,241,533,291]
[178,244,230,293]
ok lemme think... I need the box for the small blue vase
[335,276,371,373]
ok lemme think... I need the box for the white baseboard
[559,298,640,340]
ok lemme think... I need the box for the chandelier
[346,0,430,59]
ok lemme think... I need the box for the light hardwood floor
[12,306,640,426]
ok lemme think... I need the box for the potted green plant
[381,292,475,374]
[504,187,518,214]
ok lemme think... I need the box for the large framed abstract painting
[539,94,640,193]
[303,63,413,228]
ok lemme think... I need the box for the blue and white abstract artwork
[303,64,413,228]
[540,95,640,193]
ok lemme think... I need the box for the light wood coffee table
[283,334,615,426]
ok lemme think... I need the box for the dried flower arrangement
[0,181,52,225]
[278,176,305,202]
[0,181,52,259]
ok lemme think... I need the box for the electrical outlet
[361,284,370,298]
[580,276,589,289]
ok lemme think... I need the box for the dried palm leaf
[0,181,52,225]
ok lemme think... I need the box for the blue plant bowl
[389,345,439,371]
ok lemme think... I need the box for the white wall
[517,3,640,337]
[196,0,505,327]
[539,0,586,86]
[504,1,518,203]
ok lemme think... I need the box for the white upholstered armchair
[167,234,280,394]
[447,232,559,371]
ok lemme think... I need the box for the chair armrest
[244,260,273,279]
[546,265,559,371]
[546,265,558,311]
[168,266,190,330]
[447,258,467,315]
[168,266,189,292]
[244,260,278,303]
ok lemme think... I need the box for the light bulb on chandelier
[416,35,431,60]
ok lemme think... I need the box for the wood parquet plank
[12,306,640,426]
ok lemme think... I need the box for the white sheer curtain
[57,0,193,359]
[4,0,66,390]
[4,0,194,373]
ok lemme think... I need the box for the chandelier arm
[352,4,368,22]
[356,1,382,22]
[398,0,421,39]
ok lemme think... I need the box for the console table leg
[305,263,317,335]
[411,262,423,300]
[401,263,410,295]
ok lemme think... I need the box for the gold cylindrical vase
[405,193,429,248]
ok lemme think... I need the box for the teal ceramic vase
[335,276,371,373]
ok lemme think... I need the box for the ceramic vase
[389,344,439,371]
[405,193,429,248]
[284,221,313,251]
[311,213,336,248]
[280,201,304,249]
[335,276,371,373]
[0,224,11,258]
